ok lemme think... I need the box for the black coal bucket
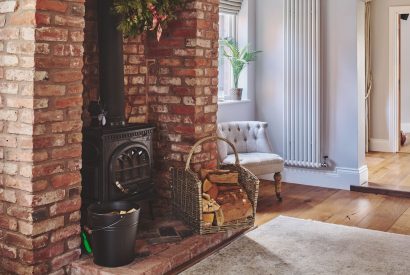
[87,201,140,267]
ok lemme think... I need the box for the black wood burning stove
[82,124,155,204]
[81,0,155,221]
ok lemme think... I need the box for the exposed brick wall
[0,0,38,273]
[1,0,84,273]
[30,0,85,273]
[82,0,148,126]
[1,0,219,273]
[82,0,99,126]
[147,0,219,208]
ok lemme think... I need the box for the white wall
[370,0,410,144]
[217,0,256,122]
[255,0,367,189]
[401,17,410,132]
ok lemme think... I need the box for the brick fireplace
[0,0,219,273]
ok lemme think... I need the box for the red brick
[51,249,81,271]
[33,134,65,148]
[0,214,17,231]
[4,175,35,192]
[70,30,84,42]
[34,110,64,123]
[37,0,68,13]
[5,232,48,250]
[51,145,81,160]
[50,224,80,243]
[1,258,34,275]
[51,121,82,133]
[0,243,17,259]
[19,216,64,236]
[35,13,51,25]
[36,27,68,41]
[54,96,82,109]
[50,197,81,216]
[36,57,70,69]
[35,84,66,96]
[67,83,83,94]
[50,70,83,82]
[16,189,65,207]
[9,10,36,25]
[50,172,81,188]
[32,162,64,178]
[171,105,195,115]
[19,242,64,264]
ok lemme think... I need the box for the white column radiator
[284,0,322,168]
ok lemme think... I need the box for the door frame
[389,6,410,152]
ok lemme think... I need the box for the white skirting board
[259,165,368,190]
[401,123,410,133]
[369,138,391,152]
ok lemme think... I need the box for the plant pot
[230,88,243,101]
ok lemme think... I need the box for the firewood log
[218,186,242,192]
[200,169,230,181]
[203,179,213,193]
[202,213,215,224]
[220,199,253,223]
[206,184,219,200]
[216,188,249,205]
[202,195,220,213]
[208,172,239,185]
[215,208,224,226]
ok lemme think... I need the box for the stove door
[108,142,153,200]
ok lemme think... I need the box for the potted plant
[221,39,261,100]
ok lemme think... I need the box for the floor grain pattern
[256,180,410,234]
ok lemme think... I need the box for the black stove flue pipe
[97,0,125,126]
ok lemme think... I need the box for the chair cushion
[222,152,284,176]
[218,122,273,155]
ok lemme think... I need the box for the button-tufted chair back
[217,121,273,161]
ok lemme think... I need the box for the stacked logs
[200,169,253,227]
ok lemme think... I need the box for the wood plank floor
[256,180,410,235]
[366,151,410,190]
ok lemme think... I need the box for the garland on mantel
[113,0,185,41]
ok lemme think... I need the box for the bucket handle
[85,215,138,233]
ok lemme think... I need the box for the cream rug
[182,216,410,275]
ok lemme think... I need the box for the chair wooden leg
[274,172,283,202]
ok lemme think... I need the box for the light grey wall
[370,0,410,140]
[401,18,410,130]
[217,0,257,123]
[255,0,366,182]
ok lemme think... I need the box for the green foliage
[221,39,262,89]
[113,0,185,39]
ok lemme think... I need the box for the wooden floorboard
[356,196,410,231]
[256,180,410,235]
[389,207,410,235]
[366,152,410,190]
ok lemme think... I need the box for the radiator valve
[321,156,329,168]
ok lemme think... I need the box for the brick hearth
[0,0,219,274]
[71,218,243,275]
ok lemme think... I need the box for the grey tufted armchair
[217,121,284,201]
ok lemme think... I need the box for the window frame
[218,12,238,101]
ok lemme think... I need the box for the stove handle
[115,181,129,194]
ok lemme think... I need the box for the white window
[218,13,237,101]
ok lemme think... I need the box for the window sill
[218,99,251,105]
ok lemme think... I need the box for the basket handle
[185,136,240,171]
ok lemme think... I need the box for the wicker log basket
[171,136,260,235]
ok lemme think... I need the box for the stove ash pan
[81,124,155,205]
